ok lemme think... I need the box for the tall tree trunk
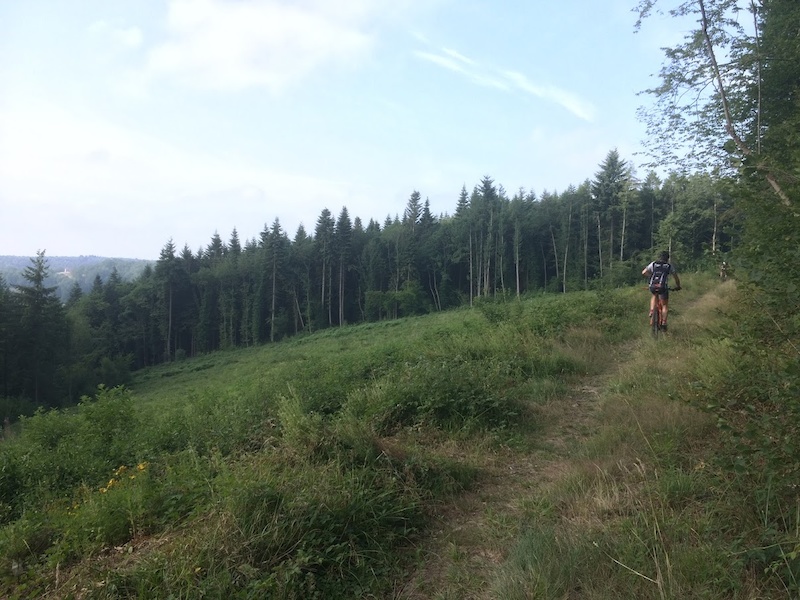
[514,221,521,298]
[608,219,614,272]
[583,205,589,289]
[270,255,277,343]
[596,213,603,279]
[484,211,492,296]
[712,195,718,255]
[563,200,572,293]
[166,283,173,362]
[541,245,548,290]
[320,258,327,325]
[468,227,474,306]
[550,226,560,291]
[338,259,344,326]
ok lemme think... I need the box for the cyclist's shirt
[645,261,675,294]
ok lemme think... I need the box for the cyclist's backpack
[649,261,670,294]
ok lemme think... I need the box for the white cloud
[501,70,596,122]
[414,47,596,122]
[413,50,509,91]
[142,0,386,93]
[88,20,143,49]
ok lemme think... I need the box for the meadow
[1,275,791,598]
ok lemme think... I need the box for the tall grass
[488,276,790,598]
[0,285,669,597]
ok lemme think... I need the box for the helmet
[659,251,670,262]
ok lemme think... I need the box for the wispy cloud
[414,47,596,122]
[502,70,596,122]
[413,50,509,91]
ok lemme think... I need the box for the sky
[0,0,687,260]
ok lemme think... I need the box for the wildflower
[100,487,108,493]
[137,462,148,471]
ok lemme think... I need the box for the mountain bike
[648,286,679,338]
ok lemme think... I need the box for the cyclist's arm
[673,272,682,288]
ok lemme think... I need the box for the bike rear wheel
[652,302,661,338]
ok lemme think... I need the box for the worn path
[394,370,614,599]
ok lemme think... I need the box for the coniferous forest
[0,158,734,412]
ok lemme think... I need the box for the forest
[0,157,733,412]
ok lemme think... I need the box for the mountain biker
[642,251,681,331]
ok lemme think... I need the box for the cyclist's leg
[649,292,657,323]
[660,290,670,327]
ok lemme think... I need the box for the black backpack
[649,261,670,294]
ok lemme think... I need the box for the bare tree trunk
[294,288,305,332]
[270,253,277,342]
[320,258,326,325]
[468,227,474,306]
[165,283,173,362]
[338,259,344,326]
[712,195,718,255]
[550,226,560,291]
[563,199,572,293]
[514,221,521,298]
[484,216,492,297]
[541,245,548,290]
[608,219,614,272]
[583,205,588,289]
[498,225,505,295]
[596,213,603,279]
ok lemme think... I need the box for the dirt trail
[394,287,717,599]
[393,372,610,600]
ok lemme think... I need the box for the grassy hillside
[2,275,789,598]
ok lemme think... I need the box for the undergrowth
[0,286,640,598]
[489,276,796,598]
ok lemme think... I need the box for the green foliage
[0,284,657,595]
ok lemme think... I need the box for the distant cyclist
[720,261,728,281]
[642,251,681,331]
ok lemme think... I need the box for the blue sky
[0,0,684,260]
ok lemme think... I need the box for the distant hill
[0,255,153,302]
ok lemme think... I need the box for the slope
[3,275,768,598]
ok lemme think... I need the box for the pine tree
[15,251,68,405]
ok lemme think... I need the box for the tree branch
[698,0,791,207]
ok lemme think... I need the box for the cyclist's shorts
[649,284,669,299]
